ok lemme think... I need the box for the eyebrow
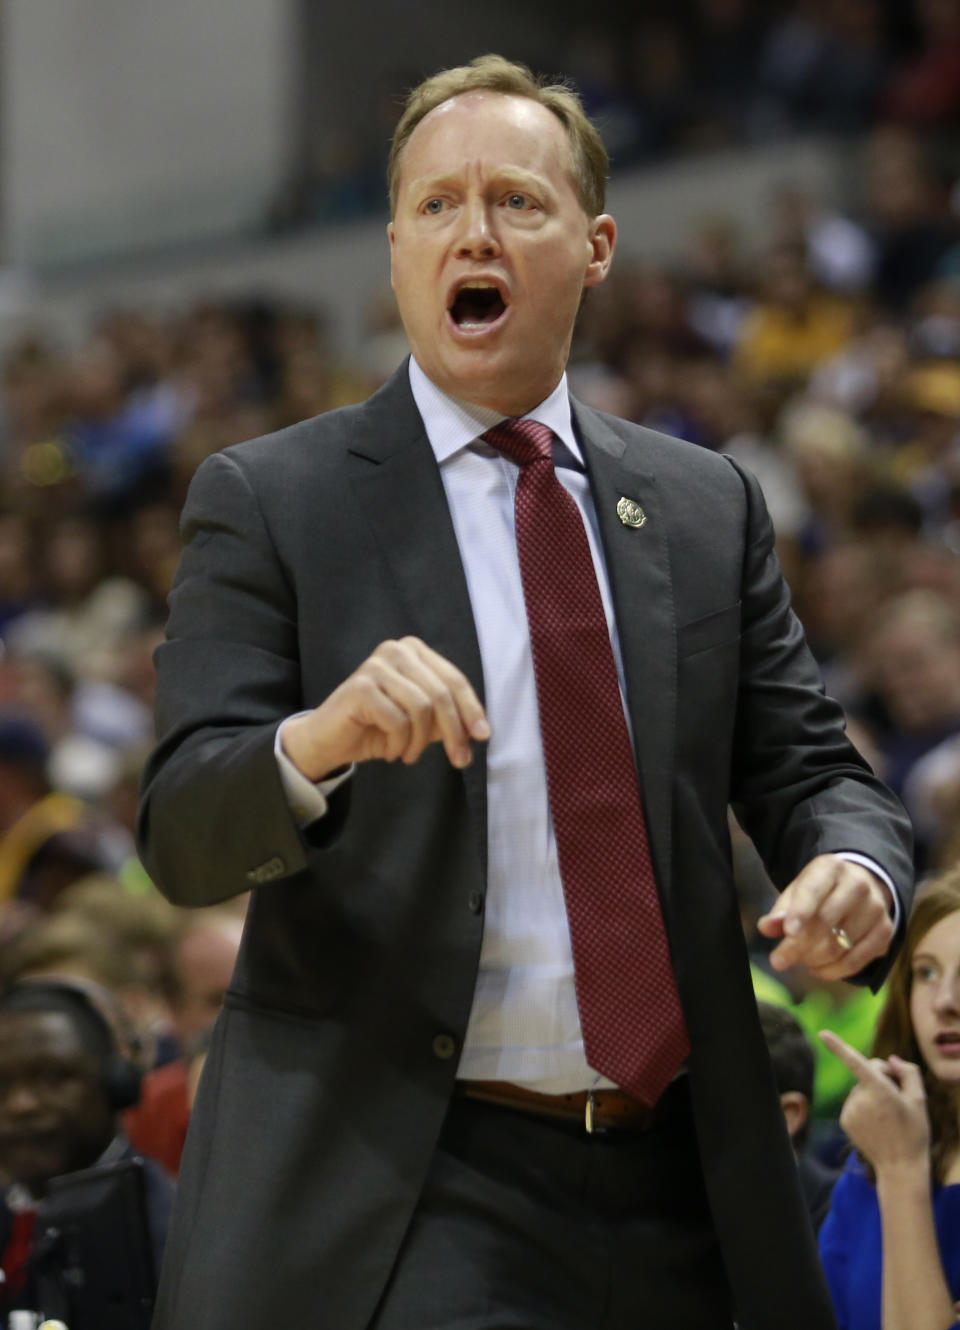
[406,168,552,198]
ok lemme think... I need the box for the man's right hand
[280,636,490,781]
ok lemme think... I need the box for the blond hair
[388,54,609,218]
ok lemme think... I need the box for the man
[138,55,913,1330]
[0,981,173,1320]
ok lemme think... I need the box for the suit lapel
[344,365,488,880]
[572,399,677,902]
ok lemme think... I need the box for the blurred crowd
[0,46,955,1238]
[568,0,960,161]
[280,0,960,228]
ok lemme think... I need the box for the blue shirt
[819,1155,960,1330]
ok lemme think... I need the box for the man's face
[0,1010,114,1194]
[389,91,615,416]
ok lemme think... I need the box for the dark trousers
[370,1079,734,1330]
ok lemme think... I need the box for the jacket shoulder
[219,362,418,481]
[576,402,752,494]
[222,400,367,475]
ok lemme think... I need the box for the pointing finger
[819,1029,885,1084]
[758,857,841,940]
[777,857,844,936]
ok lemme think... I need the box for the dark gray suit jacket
[138,363,913,1330]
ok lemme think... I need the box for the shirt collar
[408,357,584,468]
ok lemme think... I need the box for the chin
[2,1157,59,1192]
[926,1056,960,1086]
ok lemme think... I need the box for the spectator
[758,1001,839,1232]
[888,361,960,536]
[5,515,149,678]
[819,867,960,1330]
[0,880,180,1066]
[780,398,872,555]
[850,485,925,553]
[63,339,173,513]
[0,714,108,916]
[734,244,859,387]
[810,320,910,424]
[683,216,751,357]
[51,876,181,1060]
[865,126,957,315]
[0,907,143,995]
[0,979,173,1321]
[862,590,960,802]
[125,907,243,1175]
[802,544,896,668]
[903,734,960,868]
[770,184,876,295]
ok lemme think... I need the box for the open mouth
[935,1032,960,1052]
[448,280,508,332]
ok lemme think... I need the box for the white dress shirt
[276,357,898,1092]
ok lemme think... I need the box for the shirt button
[468,890,484,914]
[432,1034,456,1061]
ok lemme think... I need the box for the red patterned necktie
[483,417,689,1105]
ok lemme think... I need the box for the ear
[780,1091,810,1143]
[583,214,616,290]
[387,221,397,290]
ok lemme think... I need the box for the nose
[455,199,500,260]
[2,1082,43,1118]
[933,973,960,1016]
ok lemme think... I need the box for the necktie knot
[482,418,554,467]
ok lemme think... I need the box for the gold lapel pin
[617,496,647,529]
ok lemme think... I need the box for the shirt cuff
[274,714,354,827]
[835,852,901,932]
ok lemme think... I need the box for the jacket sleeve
[136,449,337,906]
[726,457,914,985]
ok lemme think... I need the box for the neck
[412,358,565,421]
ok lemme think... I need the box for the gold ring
[831,926,853,952]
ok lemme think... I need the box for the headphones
[0,979,143,1111]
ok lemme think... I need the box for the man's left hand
[757,854,894,980]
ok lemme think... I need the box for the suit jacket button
[432,1034,456,1061]
[468,890,484,914]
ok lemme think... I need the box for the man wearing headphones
[0,980,174,1316]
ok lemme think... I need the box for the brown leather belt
[456,1077,686,1134]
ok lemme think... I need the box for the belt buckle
[584,1089,607,1136]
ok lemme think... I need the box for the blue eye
[506,194,527,209]
[424,199,445,214]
